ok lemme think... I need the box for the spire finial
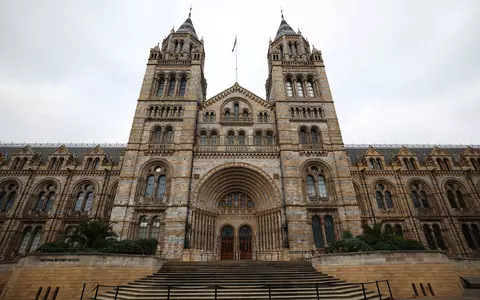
[281,8,284,20]
[189,5,192,18]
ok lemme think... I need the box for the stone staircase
[94,261,388,300]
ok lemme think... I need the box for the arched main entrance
[239,225,252,260]
[221,225,234,259]
[191,164,285,260]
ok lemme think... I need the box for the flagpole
[235,35,238,82]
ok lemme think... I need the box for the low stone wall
[311,251,463,299]
[0,262,15,295]
[0,253,163,300]
[450,257,480,279]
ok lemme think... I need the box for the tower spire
[281,7,284,20]
[189,5,192,19]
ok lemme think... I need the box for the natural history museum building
[0,13,479,261]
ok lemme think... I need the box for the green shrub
[134,238,158,255]
[325,237,373,254]
[391,237,425,250]
[100,239,144,255]
[36,242,72,253]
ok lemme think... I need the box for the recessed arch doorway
[220,225,234,260]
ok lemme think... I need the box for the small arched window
[73,192,85,211]
[317,175,327,197]
[311,128,319,145]
[19,227,34,254]
[34,192,45,211]
[299,128,308,145]
[432,224,447,250]
[178,77,187,96]
[410,183,430,209]
[153,128,162,144]
[150,216,161,239]
[227,132,235,145]
[255,132,262,146]
[84,192,94,211]
[210,132,218,145]
[285,79,293,97]
[34,185,56,213]
[394,224,403,237]
[296,80,304,97]
[145,175,155,197]
[167,76,176,96]
[157,78,165,96]
[375,183,394,209]
[157,175,166,198]
[307,80,315,97]
[306,175,315,197]
[73,184,94,212]
[462,224,478,250]
[375,191,384,209]
[266,132,274,146]
[139,216,148,239]
[305,166,329,199]
[238,132,245,146]
[446,183,467,209]
[233,103,239,119]
[225,111,230,120]
[242,110,248,119]
[324,215,335,245]
[200,132,207,145]
[164,128,173,143]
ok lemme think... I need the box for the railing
[89,282,393,300]
[219,117,254,125]
[196,145,279,153]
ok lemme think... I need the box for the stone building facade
[0,14,479,261]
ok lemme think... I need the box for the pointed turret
[274,11,296,40]
[176,7,198,39]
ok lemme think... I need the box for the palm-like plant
[68,219,117,249]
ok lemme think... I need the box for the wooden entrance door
[221,225,234,260]
[239,225,252,260]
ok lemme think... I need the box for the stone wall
[0,262,15,295]
[311,251,464,298]
[0,254,163,300]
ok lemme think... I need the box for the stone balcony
[219,117,254,126]
[196,145,279,153]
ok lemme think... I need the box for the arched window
[423,224,436,250]
[200,132,207,145]
[285,79,293,97]
[307,80,315,97]
[443,158,451,170]
[150,216,161,239]
[164,128,173,143]
[324,215,335,245]
[139,216,148,239]
[312,215,324,248]
[238,132,245,145]
[255,132,262,146]
[225,110,230,120]
[446,183,467,209]
[242,110,248,119]
[156,78,165,96]
[266,132,274,146]
[167,76,176,96]
[153,127,162,144]
[178,77,187,96]
[19,227,33,254]
[227,132,235,145]
[233,103,239,119]
[92,158,100,170]
[49,157,57,170]
[73,184,94,212]
[375,191,384,209]
[376,158,383,170]
[210,132,218,145]
[144,175,155,197]
[311,128,319,145]
[410,183,430,209]
[462,224,478,250]
[157,175,166,198]
[317,175,327,197]
[296,80,304,97]
[218,193,253,213]
[384,224,394,235]
[432,224,447,250]
[306,175,315,197]
[394,224,403,237]
[471,158,480,170]
[375,183,394,209]
[299,128,308,145]
[34,184,57,212]
[410,158,417,170]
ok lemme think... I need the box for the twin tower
[111,12,358,260]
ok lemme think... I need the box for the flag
[232,36,237,52]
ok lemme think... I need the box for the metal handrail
[88,280,394,300]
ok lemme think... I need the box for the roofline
[0,142,127,148]
[344,144,480,149]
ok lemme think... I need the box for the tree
[68,219,117,249]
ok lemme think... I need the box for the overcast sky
[0,0,479,145]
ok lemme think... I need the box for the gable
[363,146,383,157]
[51,144,71,156]
[397,146,415,157]
[429,146,451,157]
[201,83,272,110]
[85,145,106,156]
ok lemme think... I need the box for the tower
[267,13,362,250]
[110,11,206,259]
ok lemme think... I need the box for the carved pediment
[363,146,383,157]
[51,144,71,156]
[201,83,272,110]
[397,146,415,157]
[429,146,451,157]
[85,145,106,156]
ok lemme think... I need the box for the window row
[147,105,184,118]
[359,181,470,212]
[290,106,325,119]
[223,103,250,121]
[150,126,174,144]
[198,131,276,146]
[285,77,316,98]
[218,193,254,213]
[156,75,187,97]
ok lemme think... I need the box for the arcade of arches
[188,165,285,259]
